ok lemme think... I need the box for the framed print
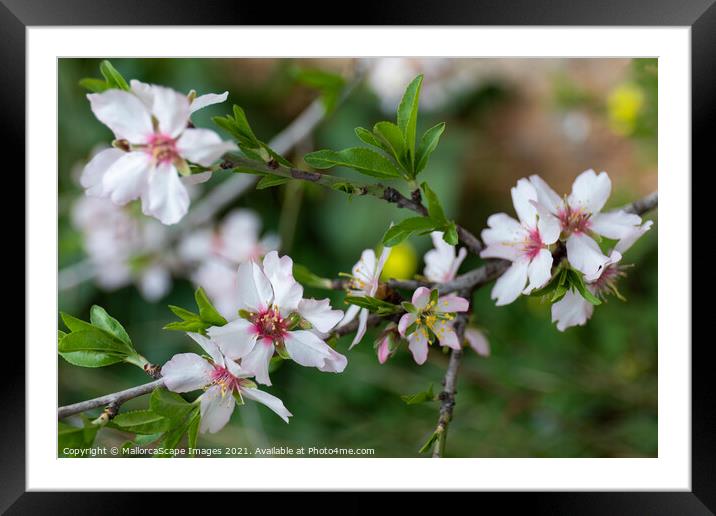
[6,0,710,511]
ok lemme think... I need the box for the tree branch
[58,378,165,420]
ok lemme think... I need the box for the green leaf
[401,384,436,405]
[90,305,132,348]
[110,409,171,434]
[292,67,345,112]
[421,182,447,225]
[419,430,439,454]
[168,305,200,321]
[99,60,130,91]
[60,312,96,333]
[373,121,408,170]
[344,296,401,316]
[443,222,459,245]
[59,350,124,368]
[415,122,446,174]
[79,77,109,93]
[231,105,260,145]
[150,389,195,423]
[58,418,99,456]
[568,270,602,305]
[59,330,133,356]
[293,263,332,289]
[304,148,401,179]
[396,75,424,169]
[382,216,439,247]
[355,127,383,148]
[163,320,211,333]
[194,287,227,326]
[187,411,201,449]
[256,174,291,189]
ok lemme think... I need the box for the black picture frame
[6,0,708,512]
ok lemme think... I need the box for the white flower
[397,287,469,365]
[205,251,346,385]
[178,210,280,318]
[529,170,644,281]
[72,196,172,301]
[337,246,392,348]
[551,220,653,331]
[480,179,561,306]
[424,231,467,283]
[162,332,292,433]
[81,81,236,225]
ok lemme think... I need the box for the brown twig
[58,378,165,420]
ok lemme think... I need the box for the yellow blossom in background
[607,83,644,136]
[381,241,417,280]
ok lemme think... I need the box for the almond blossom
[337,246,392,348]
[424,231,467,283]
[81,81,236,225]
[205,251,346,385]
[551,220,653,331]
[72,195,172,301]
[178,210,280,318]
[480,179,561,306]
[398,287,469,365]
[465,327,490,357]
[529,170,645,281]
[162,332,292,433]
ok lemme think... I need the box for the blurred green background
[58,58,657,457]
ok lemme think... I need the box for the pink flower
[465,328,490,357]
[551,220,652,331]
[374,323,400,364]
[205,251,346,385]
[81,81,235,225]
[529,170,644,281]
[480,179,561,305]
[337,246,392,348]
[162,332,292,433]
[424,231,467,282]
[397,287,469,365]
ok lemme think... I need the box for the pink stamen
[146,133,179,164]
[522,227,544,260]
[251,306,288,343]
[210,365,240,394]
[557,206,591,235]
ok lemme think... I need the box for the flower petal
[590,210,643,240]
[138,263,171,301]
[551,289,594,331]
[350,307,370,349]
[298,298,343,334]
[481,213,524,246]
[186,332,224,366]
[101,151,152,205]
[376,336,392,364]
[151,85,191,139]
[262,251,303,315]
[566,233,610,281]
[529,174,563,215]
[524,248,553,294]
[181,171,213,186]
[207,318,259,360]
[398,312,417,337]
[87,89,153,142]
[199,385,235,434]
[407,331,429,365]
[241,387,292,423]
[511,178,538,226]
[465,328,490,357]
[240,340,275,386]
[411,286,432,309]
[615,220,653,255]
[190,91,229,114]
[176,128,237,167]
[490,259,529,306]
[437,294,470,313]
[337,303,360,328]
[433,321,460,350]
[284,330,337,369]
[318,347,348,373]
[161,353,213,392]
[424,231,465,282]
[236,260,274,312]
[568,169,611,214]
[480,243,522,262]
[533,200,561,244]
[141,161,190,225]
[80,148,124,197]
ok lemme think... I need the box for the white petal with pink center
[82,82,235,225]
[161,333,291,433]
[481,179,559,305]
